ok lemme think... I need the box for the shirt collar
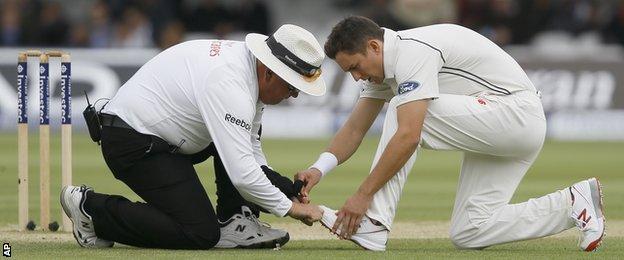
[382,28,399,80]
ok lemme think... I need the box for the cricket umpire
[60,24,325,249]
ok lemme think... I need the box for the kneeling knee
[449,228,487,250]
[450,235,483,250]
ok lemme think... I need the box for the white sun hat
[246,24,326,96]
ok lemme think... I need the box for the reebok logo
[235,225,246,232]
[225,113,251,132]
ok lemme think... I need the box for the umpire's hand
[287,202,323,226]
[294,168,322,204]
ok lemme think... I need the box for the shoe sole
[223,233,290,249]
[585,178,606,252]
[60,186,86,248]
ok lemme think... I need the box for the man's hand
[294,168,322,203]
[333,191,373,239]
[287,202,323,226]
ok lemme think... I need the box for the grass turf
[6,238,624,259]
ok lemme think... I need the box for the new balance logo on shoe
[577,209,591,228]
[214,206,290,249]
[569,178,606,252]
[235,225,246,232]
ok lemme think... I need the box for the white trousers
[366,91,575,248]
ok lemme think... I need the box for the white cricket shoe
[569,178,605,251]
[60,185,114,248]
[215,206,289,249]
[319,205,388,251]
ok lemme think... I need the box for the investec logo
[17,67,27,122]
[224,113,251,131]
[39,64,48,124]
[60,64,71,124]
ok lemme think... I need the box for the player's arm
[295,97,384,200]
[335,42,442,238]
[327,97,385,164]
[357,99,427,196]
[334,99,428,238]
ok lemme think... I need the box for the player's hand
[332,191,372,239]
[294,168,322,203]
[287,202,322,226]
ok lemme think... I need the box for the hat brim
[246,33,326,96]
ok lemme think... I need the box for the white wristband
[309,152,338,177]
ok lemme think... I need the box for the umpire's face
[258,67,299,105]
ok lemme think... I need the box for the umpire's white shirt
[361,25,536,104]
[102,40,293,217]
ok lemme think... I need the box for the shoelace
[243,211,273,231]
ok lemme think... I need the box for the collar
[382,28,399,80]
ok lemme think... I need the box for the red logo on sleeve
[210,41,222,56]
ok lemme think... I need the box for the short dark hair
[324,16,384,59]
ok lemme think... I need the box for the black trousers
[84,126,258,249]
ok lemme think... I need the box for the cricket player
[60,24,325,249]
[296,16,605,251]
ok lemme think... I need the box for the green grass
[1,133,623,258]
[6,238,624,259]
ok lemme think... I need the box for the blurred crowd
[2,0,624,50]
[352,0,624,46]
[0,0,270,49]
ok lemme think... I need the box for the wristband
[309,152,338,177]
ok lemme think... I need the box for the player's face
[259,70,299,105]
[334,40,384,84]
